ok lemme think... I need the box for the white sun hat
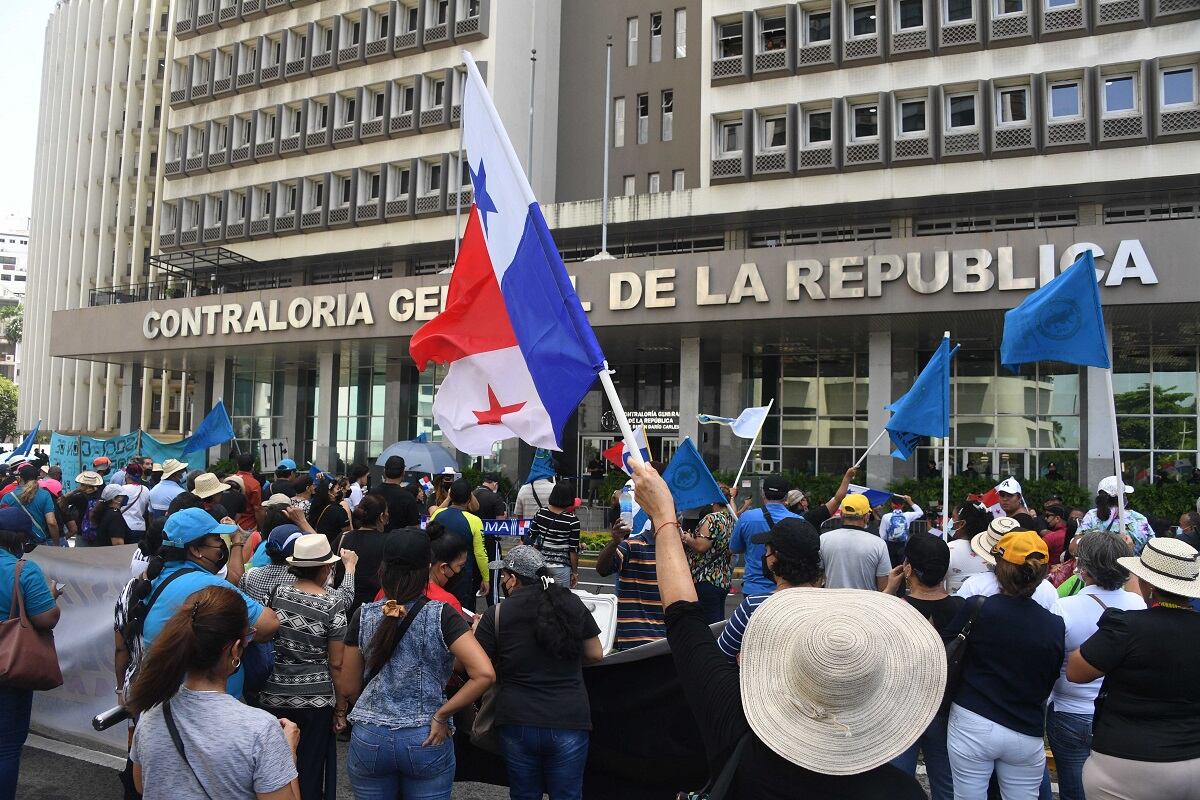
[1118,537,1200,599]
[971,516,1024,564]
[738,588,946,776]
[1097,475,1134,497]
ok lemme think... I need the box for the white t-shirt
[120,484,151,532]
[1049,586,1146,714]
[348,482,364,511]
[819,527,891,590]
[880,506,923,543]
[945,539,988,594]
[955,570,1060,610]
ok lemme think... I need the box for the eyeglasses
[241,627,257,646]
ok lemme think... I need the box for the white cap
[995,477,1023,496]
[1097,475,1134,497]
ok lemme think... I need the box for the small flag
[419,476,434,495]
[309,464,323,480]
[12,420,41,458]
[602,427,651,476]
[885,337,959,460]
[632,438,725,534]
[697,404,772,439]
[1001,250,1110,373]
[847,483,892,509]
[978,488,1005,518]
[181,400,235,455]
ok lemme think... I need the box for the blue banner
[419,516,531,538]
[51,431,199,492]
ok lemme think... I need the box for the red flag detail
[472,386,527,425]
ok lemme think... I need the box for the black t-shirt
[1081,606,1200,762]
[344,601,469,648]
[338,529,391,616]
[664,601,926,799]
[905,595,966,635]
[474,587,601,730]
[370,483,420,529]
[58,490,91,526]
[311,501,348,541]
[802,505,832,529]
[95,507,132,546]
[472,488,505,521]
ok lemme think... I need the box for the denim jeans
[1047,703,1093,800]
[499,725,589,800]
[947,703,1045,800]
[347,722,455,800]
[694,582,729,625]
[0,686,33,799]
[891,712,953,800]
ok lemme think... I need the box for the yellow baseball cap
[840,494,871,517]
[991,530,1049,565]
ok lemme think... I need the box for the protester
[1078,475,1154,555]
[475,545,603,800]
[239,523,303,603]
[717,517,823,660]
[426,521,468,614]
[0,463,61,546]
[222,475,249,522]
[93,455,113,481]
[595,509,665,650]
[59,470,104,544]
[630,461,934,796]
[345,464,369,511]
[955,517,1061,609]
[147,459,188,522]
[945,501,993,593]
[87,484,132,546]
[337,495,391,616]
[231,453,263,531]
[819,493,892,590]
[1177,510,1200,550]
[1051,533,1083,592]
[428,467,457,513]
[880,494,925,563]
[514,452,557,520]
[525,481,582,589]
[994,478,1044,533]
[1042,503,1070,564]
[336,528,494,800]
[368,456,420,529]
[1061,537,1200,798]
[429,479,489,610]
[0,528,61,797]
[114,526,166,727]
[126,586,301,800]
[473,473,507,520]
[944,530,1064,799]
[308,475,351,544]
[1046,533,1145,800]
[290,475,315,514]
[783,488,807,515]
[118,463,151,544]
[271,459,298,497]
[682,485,735,624]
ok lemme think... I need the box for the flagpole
[941,330,952,537]
[599,35,612,258]
[454,107,465,260]
[1103,367,1127,531]
[852,428,888,471]
[731,398,774,493]
[598,364,645,470]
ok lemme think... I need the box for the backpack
[80,498,101,543]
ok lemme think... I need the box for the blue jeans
[694,582,729,625]
[499,725,589,800]
[347,722,455,800]
[0,687,32,799]
[891,712,952,800]
[1047,703,1092,800]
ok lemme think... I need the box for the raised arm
[630,462,696,606]
[824,467,857,517]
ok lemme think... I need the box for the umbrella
[375,439,459,476]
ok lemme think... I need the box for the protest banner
[51,431,201,492]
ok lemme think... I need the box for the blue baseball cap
[0,506,32,535]
[277,459,297,471]
[164,507,237,548]
[267,524,303,556]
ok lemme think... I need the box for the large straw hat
[1118,537,1200,598]
[160,458,188,479]
[286,533,341,567]
[191,472,227,499]
[971,516,1023,565]
[739,589,946,775]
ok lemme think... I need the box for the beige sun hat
[286,533,341,567]
[971,516,1023,565]
[191,472,227,499]
[1118,537,1200,598]
[75,471,104,487]
[224,474,246,492]
[739,588,946,775]
[160,458,188,479]
[262,493,291,508]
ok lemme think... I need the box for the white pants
[947,703,1045,799]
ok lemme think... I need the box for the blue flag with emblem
[1001,250,1110,373]
[885,337,959,460]
[632,438,725,534]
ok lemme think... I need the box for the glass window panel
[782,417,817,446]
[900,100,926,133]
[1046,0,1075,8]
[819,378,856,415]
[1162,68,1195,107]
[1050,82,1081,118]
[807,111,832,143]
[995,451,1028,481]
[991,416,1039,448]
[764,116,787,148]
[993,373,1035,415]
[853,105,878,138]
[820,418,864,447]
[819,449,854,477]
[1152,348,1196,413]
[957,416,995,447]
[1123,452,1151,485]
[999,0,1024,13]
[1155,453,1196,482]
[781,448,817,475]
[808,11,831,41]
[949,94,976,128]
[1038,364,1080,415]
[999,88,1028,123]
[1037,416,1079,449]
[946,0,973,20]
[1118,416,1151,450]
[1154,418,1197,451]
[851,4,877,35]
[1112,349,1152,414]
[370,417,385,441]
[761,16,787,49]
[897,0,923,28]
[1037,451,1077,482]
[1103,76,1135,113]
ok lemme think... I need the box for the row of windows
[620,170,688,197]
[625,9,688,67]
[177,0,479,39]
[612,90,675,147]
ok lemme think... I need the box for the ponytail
[352,494,387,530]
[125,586,247,714]
[19,480,38,506]
[363,560,429,681]
[513,567,588,661]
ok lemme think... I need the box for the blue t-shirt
[716,592,770,659]
[0,552,56,621]
[0,488,57,542]
[729,503,801,596]
[143,562,265,698]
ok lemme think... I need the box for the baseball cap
[266,524,304,556]
[277,458,297,472]
[262,493,292,508]
[995,477,1023,496]
[382,528,432,569]
[904,533,951,585]
[1097,476,1134,497]
[0,506,32,535]
[750,517,820,562]
[384,455,406,478]
[762,475,789,500]
[488,543,546,579]
[92,456,111,469]
[783,489,806,508]
[840,493,872,517]
[164,507,236,548]
[991,530,1049,565]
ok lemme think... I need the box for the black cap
[482,472,500,483]
[384,455,406,478]
[450,478,472,504]
[750,517,820,562]
[762,474,789,500]
[904,533,951,585]
[890,494,905,505]
[382,528,432,569]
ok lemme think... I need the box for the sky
[0,2,57,225]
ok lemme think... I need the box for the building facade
[25,0,1200,492]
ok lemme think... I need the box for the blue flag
[1001,250,1110,373]
[526,448,556,484]
[12,420,41,458]
[181,400,235,455]
[886,337,959,460]
[632,438,725,534]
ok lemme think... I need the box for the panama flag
[410,53,606,455]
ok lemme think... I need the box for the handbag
[470,602,502,753]
[940,594,986,715]
[0,560,64,690]
[677,731,752,800]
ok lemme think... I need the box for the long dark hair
[352,494,387,530]
[307,476,335,523]
[126,586,247,714]
[91,495,120,527]
[1095,491,1116,522]
[429,522,467,566]
[363,560,431,681]
[511,567,590,661]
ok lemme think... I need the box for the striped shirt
[717,593,771,660]
[528,509,580,568]
[260,585,348,710]
[613,534,665,650]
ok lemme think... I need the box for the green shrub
[580,530,611,552]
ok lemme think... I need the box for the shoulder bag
[9,490,47,544]
[363,595,430,687]
[163,700,215,800]
[940,594,987,715]
[470,603,503,753]
[0,560,64,690]
[677,731,752,800]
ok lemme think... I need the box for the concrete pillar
[139,366,154,431]
[718,346,744,473]
[208,356,228,464]
[1084,325,1117,493]
[866,328,894,488]
[158,369,170,433]
[679,337,701,446]
[280,366,301,456]
[313,351,337,470]
[382,361,404,445]
[120,363,137,434]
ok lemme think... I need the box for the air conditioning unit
[754,459,780,474]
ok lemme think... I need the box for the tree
[0,377,17,442]
[0,304,20,345]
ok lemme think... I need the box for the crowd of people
[1,444,1200,800]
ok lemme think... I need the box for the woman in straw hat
[1067,537,1200,799]
[954,516,1061,609]
[944,530,1064,799]
[629,462,936,798]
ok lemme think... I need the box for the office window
[623,175,635,196]
[807,10,832,41]
[852,105,878,139]
[997,87,1029,123]
[945,0,973,21]
[431,0,449,24]
[1162,67,1197,107]
[1103,76,1136,113]
[1049,81,1081,119]
[404,4,419,31]
[369,172,381,200]
[399,84,415,112]
[899,99,926,134]
[661,90,674,141]
[650,12,662,62]
[672,169,685,191]
[627,17,638,66]
[718,119,743,154]
[1045,0,1074,7]
[341,177,352,204]
[637,93,649,144]
[717,20,743,57]
[343,96,357,124]
[674,8,687,57]
[374,91,386,118]
[850,3,877,36]
[806,110,833,143]
[996,0,1023,12]
[947,93,976,128]
[896,0,923,29]
[648,172,661,193]
[614,97,626,147]
[425,162,442,193]
[762,114,787,148]
[761,15,787,50]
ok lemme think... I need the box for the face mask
[200,541,230,574]
[443,564,464,591]
[761,555,776,584]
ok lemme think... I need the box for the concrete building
[25,0,1200,491]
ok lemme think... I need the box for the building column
[718,345,744,473]
[679,337,701,447]
[1084,325,1117,492]
[313,351,337,470]
[139,366,154,431]
[158,369,170,433]
[382,361,404,445]
[866,328,894,488]
[209,356,228,464]
[280,366,301,458]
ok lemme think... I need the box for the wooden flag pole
[853,428,889,471]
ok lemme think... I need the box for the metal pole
[597,364,644,470]
[1103,368,1128,531]
[454,110,465,260]
[600,36,612,257]
[852,428,889,471]
[527,48,536,185]
[941,331,952,537]
[732,398,774,490]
